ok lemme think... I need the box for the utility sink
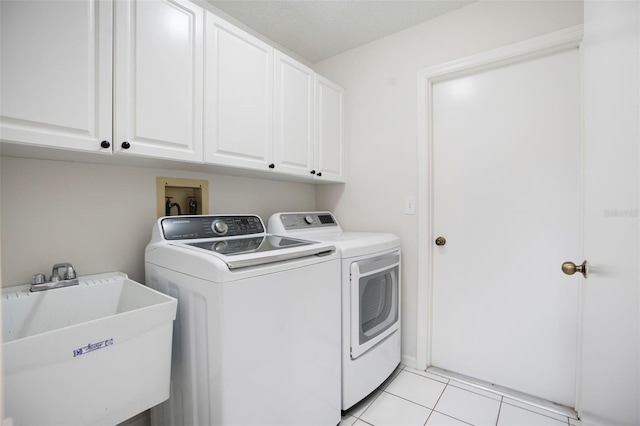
[2,272,177,426]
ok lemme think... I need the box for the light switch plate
[404,195,416,215]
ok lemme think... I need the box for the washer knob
[304,215,314,225]
[213,241,228,253]
[212,220,228,236]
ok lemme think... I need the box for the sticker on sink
[73,338,114,357]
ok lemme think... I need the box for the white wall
[313,0,584,366]
[580,1,639,424]
[0,156,316,287]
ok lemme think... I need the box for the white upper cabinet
[0,0,112,152]
[114,0,204,162]
[315,76,345,182]
[274,54,344,182]
[0,0,343,182]
[204,12,274,170]
[273,51,315,177]
[1,0,204,162]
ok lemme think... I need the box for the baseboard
[401,354,417,369]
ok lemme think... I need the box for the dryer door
[350,251,400,359]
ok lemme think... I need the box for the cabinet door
[0,0,112,152]
[315,76,345,182]
[204,12,273,170]
[273,51,315,177]
[114,0,203,162]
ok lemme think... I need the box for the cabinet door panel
[205,12,273,169]
[316,76,344,182]
[274,51,314,177]
[0,0,112,152]
[115,0,203,162]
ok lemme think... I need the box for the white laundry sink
[2,272,177,426]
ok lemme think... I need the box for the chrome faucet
[30,262,80,292]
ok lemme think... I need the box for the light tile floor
[340,365,582,426]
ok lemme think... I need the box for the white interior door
[430,47,582,407]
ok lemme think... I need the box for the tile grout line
[435,375,569,424]
[380,389,439,412]
[501,399,572,424]
[427,381,455,424]
[431,381,502,426]
[428,409,476,426]
[355,390,384,420]
[428,367,577,419]
[349,364,406,422]
[376,366,578,426]
[496,395,504,426]
[418,375,489,426]
[423,409,434,426]
[444,378,571,424]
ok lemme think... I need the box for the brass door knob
[562,260,588,278]
[435,236,446,246]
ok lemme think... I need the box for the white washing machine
[268,212,401,410]
[145,214,342,426]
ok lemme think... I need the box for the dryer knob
[304,215,314,225]
[212,220,228,236]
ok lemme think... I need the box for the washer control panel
[161,215,264,240]
[275,212,339,231]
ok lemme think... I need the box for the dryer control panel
[269,212,340,234]
[161,215,264,240]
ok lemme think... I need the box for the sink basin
[2,272,177,426]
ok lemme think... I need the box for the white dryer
[268,212,401,410]
[145,215,341,426]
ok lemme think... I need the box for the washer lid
[186,235,312,256]
[173,236,335,269]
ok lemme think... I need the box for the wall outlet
[404,195,416,215]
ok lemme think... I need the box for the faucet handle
[31,273,46,285]
[65,265,77,280]
[51,262,77,281]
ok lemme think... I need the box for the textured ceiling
[207,0,475,63]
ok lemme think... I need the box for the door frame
[415,24,584,383]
